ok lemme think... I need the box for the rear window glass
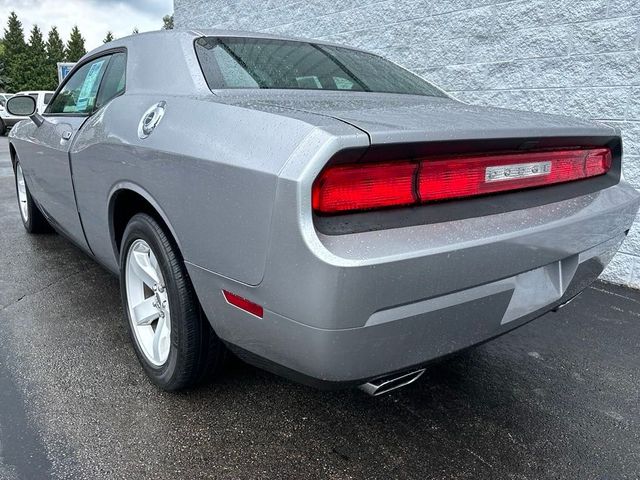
[195,37,446,97]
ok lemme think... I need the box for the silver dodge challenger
[6,30,640,395]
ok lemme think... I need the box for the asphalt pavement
[0,135,639,479]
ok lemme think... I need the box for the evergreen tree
[3,11,27,91]
[162,14,174,30]
[0,40,7,92]
[65,26,86,62]
[22,25,49,90]
[0,62,6,92]
[46,26,65,90]
[103,31,114,43]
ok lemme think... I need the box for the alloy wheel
[16,163,29,223]
[125,239,171,366]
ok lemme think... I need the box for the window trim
[44,47,127,118]
[95,51,127,110]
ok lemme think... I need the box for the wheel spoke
[132,297,159,326]
[149,249,159,272]
[152,316,167,361]
[131,249,159,288]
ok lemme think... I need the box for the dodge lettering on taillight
[485,161,552,182]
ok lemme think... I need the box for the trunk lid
[213,90,616,144]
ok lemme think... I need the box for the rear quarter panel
[70,94,359,284]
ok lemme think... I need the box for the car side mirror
[6,95,45,127]
[6,95,36,116]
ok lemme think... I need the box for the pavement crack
[589,285,640,305]
[465,447,494,469]
[0,266,100,312]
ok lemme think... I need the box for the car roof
[79,29,376,97]
[191,29,371,52]
[88,28,370,56]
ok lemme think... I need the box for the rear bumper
[225,234,624,387]
[188,181,640,385]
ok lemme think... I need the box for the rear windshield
[195,37,446,97]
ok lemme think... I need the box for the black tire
[119,213,226,391]
[0,119,6,136]
[14,160,52,233]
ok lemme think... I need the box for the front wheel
[120,213,226,390]
[14,161,52,233]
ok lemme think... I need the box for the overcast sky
[1,0,174,51]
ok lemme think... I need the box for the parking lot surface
[0,135,639,479]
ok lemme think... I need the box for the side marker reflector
[222,290,263,318]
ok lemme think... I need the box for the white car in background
[1,90,53,135]
[0,93,14,135]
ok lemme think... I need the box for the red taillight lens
[584,148,612,176]
[222,290,263,318]
[312,147,612,214]
[312,161,417,213]
[418,148,612,202]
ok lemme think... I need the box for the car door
[26,55,113,249]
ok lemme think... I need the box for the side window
[296,76,322,89]
[333,76,355,90]
[96,52,126,109]
[44,93,53,104]
[47,56,110,115]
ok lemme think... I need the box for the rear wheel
[14,161,52,233]
[0,119,6,136]
[120,213,226,390]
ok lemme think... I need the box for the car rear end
[205,123,639,389]
[187,34,640,389]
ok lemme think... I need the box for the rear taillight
[312,148,612,214]
[418,148,611,202]
[312,161,417,213]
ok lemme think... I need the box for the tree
[3,11,27,91]
[45,26,65,90]
[103,31,114,43]
[65,26,86,62]
[0,40,7,92]
[3,12,26,61]
[22,25,49,90]
[46,27,65,63]
[162,14,174,30]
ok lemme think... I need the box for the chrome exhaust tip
[552,291,583,312]
[359,368,426,396]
